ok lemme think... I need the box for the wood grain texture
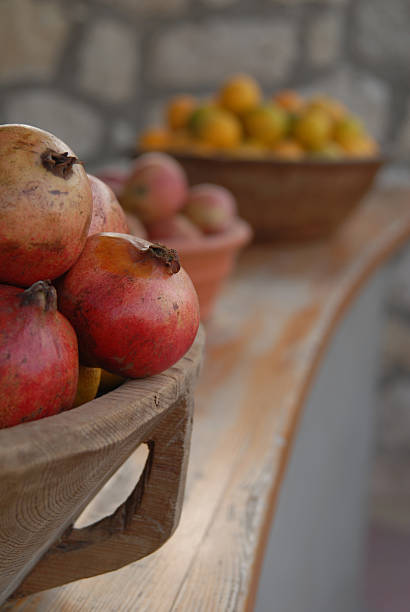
[5,188,410,612]
[0,327,204,604]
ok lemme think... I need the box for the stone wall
[0,0,409,169]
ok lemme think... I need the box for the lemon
[333,116,365,146]
[293,108,333,150]
[73,365,101,408]
[244,104,288,146]
[99,369,126,394]
[188,106,215,136]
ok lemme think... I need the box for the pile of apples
[115,151,239,243]
[138,74,379,160]
[0,124,200,430]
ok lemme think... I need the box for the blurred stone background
[0,0,409,172]
[1,1,410,606]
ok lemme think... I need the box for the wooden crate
[0,328,204,605]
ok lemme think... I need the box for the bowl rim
[167,151,387,168]
[163,217,253,255]
[131,148,387,168]
[0,328,205,461]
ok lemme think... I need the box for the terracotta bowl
[171,153,385,243]
[164,219,252,322]
[95,170,252,321]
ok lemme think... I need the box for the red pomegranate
[58,233,200,378]
[0,124,93,287]
[88,174,129,235]
[184,183,237,233]
[95,169,129,197]
[125,212,148,239]
[119,153,187,224]
[0,280,79,429]
[146,214,202,243]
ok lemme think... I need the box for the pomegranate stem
[149,244,181,274]
[21,280,57,312]
[41,149,82,179]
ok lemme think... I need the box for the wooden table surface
[8,188,410,612]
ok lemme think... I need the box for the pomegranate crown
[21,280,57,311]
[41,149,82,179]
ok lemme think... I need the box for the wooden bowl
[163,218,252,322]
[0,328,204,605]
[171,153,385,243]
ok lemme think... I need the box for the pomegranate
[88,174,129,235]
[58,233,200,378]
[125,212,148,239]
[0,124,92,287]
[0,280,79,429]
[95,169,128,197]
[119,153,187,224]
[183,183,237,234]
[147,214,202,243]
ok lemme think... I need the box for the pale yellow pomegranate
[0,124,92,287]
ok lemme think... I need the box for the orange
[308,95,347,122]
[229,140,268,159]
[165,130,194,152]
[309,143,344,160]
[139,127,170,151]
[243,104,288,146]
[340,135,379,158]
[166,95,197,130]
[190,107,242,148]
[219,74,262,116]
[187,141,218,157]
[309,96,347,120]
[271,139,304,160]
[293,108,333,150]
[274,90,304,112]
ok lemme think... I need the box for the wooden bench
[6,188,410,612]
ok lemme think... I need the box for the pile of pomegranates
[116,152,239,244]
[0,125,200,430]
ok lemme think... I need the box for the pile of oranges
[139,74,379,160]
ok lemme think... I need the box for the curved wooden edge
[244,200,410,611]
[11,393,194,600]
[0,326,205,468]
[163,218,253,256]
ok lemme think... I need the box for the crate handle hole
[74,444,150,529]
